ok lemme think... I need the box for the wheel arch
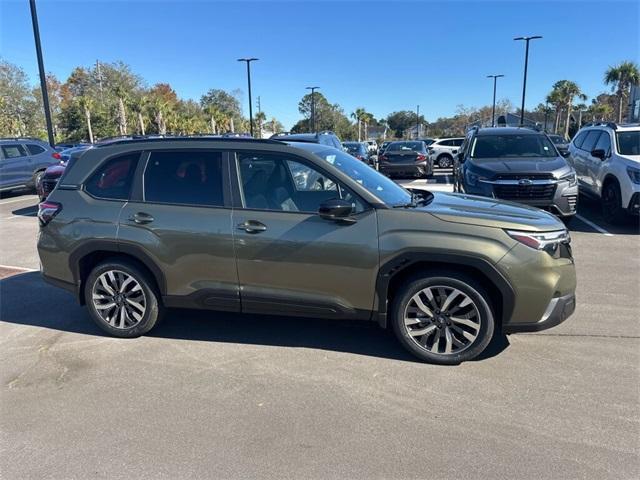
[69,240,166,305]
[375,252,514,330]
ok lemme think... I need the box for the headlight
[465,170,484,186]
[627,167,640,185]
[506,229,570,251]
[560,171,577,186]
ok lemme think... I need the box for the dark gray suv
[454,127,578,220]
[37,137,576,364]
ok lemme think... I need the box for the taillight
[52,152,62,160]
[416,154,426,161]
[38,201,62,226]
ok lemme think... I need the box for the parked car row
[0,137,62,195]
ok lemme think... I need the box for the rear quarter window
[26,144,46,155]
[84,153,140,200]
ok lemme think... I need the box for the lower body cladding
[465,180,578,218]
[379,161,430,178]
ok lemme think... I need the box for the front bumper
[504,293,576,333]
[464,179,578,217]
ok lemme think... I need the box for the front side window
[616,131,640,156]
[237,152,362,213]
[593,131,612,155]
[144,151,224,207]
[580,131,602,152]
[85,153,139,200]
[572,131,588,148]
[470,134,557,159]
[1,145,27,159]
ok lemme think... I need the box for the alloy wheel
[438,156,452,168]
[403,285,481,355]
[91,270,147,329]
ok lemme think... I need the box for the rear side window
[1,145,27,158]
[580,131,602,152]
[26,144,46,155]
[144,151,224,207]
[85,153,139,200]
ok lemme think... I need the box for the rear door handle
[129,212,154,225]
[237,220,267,233]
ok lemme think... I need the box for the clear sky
[1,0,638,129]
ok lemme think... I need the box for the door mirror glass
[318,198,354,222]
[591,148,606,160]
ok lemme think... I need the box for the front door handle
[237,220,267,234]
[129,212,154,225]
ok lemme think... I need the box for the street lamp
[416,105,420,139]
[306,86,319,132]
[514,35,542,126]
[29,0,55,147]
[237,58,259,137]
[487,74,504,127]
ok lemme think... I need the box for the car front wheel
[390,271,495,364]
[85,259,163,337]
[438,155,453,168]
[601,180,626,224]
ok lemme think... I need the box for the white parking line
[0,264,36,272]
[5,213,37,220]
[0,196,37,205]
[575,214,614,236]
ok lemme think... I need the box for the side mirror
[591,149,606,160]
[318,198,355,223]
[456,152,465,163]
[559,150,570,158]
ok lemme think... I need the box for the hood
[44,162,67,178]
[419,191,564,231]
[468,156,568,177]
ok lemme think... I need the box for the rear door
[577,130,603,193]
[0,144,29,188]
[589,130,613,194]
[118,149,239,310]
[230,149,379,319]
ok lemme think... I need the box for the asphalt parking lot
[1,172,639,479]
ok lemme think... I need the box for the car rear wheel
[85,259,163,337]
[390,271,495,364]
[437,155,453,168]
[32,170,45,192]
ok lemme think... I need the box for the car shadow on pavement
[11,205,38,217]
[1,272,510,364]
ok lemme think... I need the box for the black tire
[390,271,495,365]
[437,155,453,169]
[32,170,45,192]
[84,259,163,338]
[601,180,626,224]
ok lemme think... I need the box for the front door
[230,150,379,319]
[0,144,29,188]
[118,149,239,310]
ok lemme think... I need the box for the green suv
[37,138,576,364]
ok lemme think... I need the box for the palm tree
[113,85,129,136]
[361,112,374,141]
[604,61,640,122]
[350,108,366,141]
[546,90,563,134]
[78,96,94,143]
[550,81,587,137]
[254,111,267,138]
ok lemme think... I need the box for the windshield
[315,148,412,206]
[548,135,566,144]
[343,143,362,154]
[616,131,640,156]
[387,142,424,152]
[471,134,557,158]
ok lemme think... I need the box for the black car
[547,134,570,155]
[270,131,343,149]
[378,141,432,178]
[378,141,391,155]
[453,127,578,219]
[342,142,373,165]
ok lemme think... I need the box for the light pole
[29,0,55,147]
[487,74,504,127]
[237,58,258,137]
[416,105,420,139]
[514,35,542,126]
[306,86,319,132]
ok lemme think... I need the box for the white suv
[568,123,640,223]
[427,137,464,168]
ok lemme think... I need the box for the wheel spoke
[450,316,480,330]
[409,324,437,338]
[411,293,433,316]
[95,302,116,310]
[440,289,461,312]
[120,276,134,293]
[99,275,115,296]
[444,328,453,354]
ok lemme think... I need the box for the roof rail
[582,122,618,130]
[0,136,46,142]
[94,136,284,148]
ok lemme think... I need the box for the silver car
[0,137,61,194]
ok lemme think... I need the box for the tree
[386,110,425,138]
[549,80,587,137]
[351,108,366,141]
[254,110,267,138]
[604,61,640,122]
[200,88,243,130]
[0,60,34,136]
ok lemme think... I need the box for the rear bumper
[380,162,428,177]
[504,293,576,333]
